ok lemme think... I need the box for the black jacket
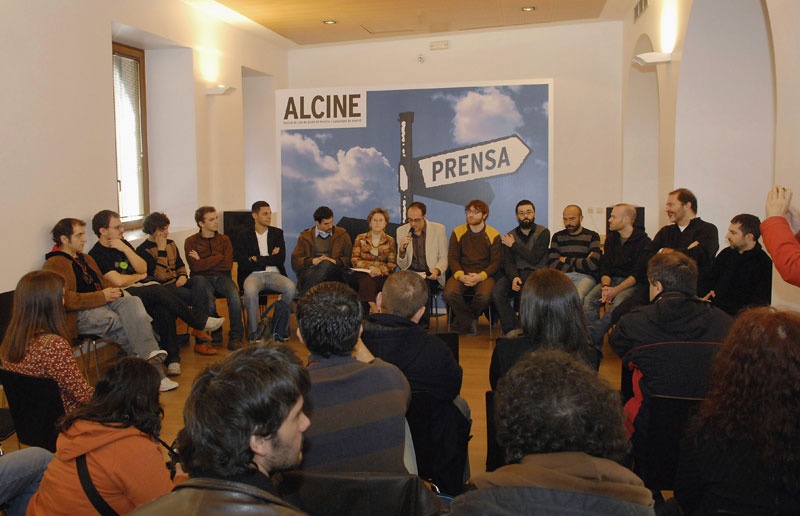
[361,313,462,402]
[648,218,719,295]
[610,291,732,359]
[610,291,732,402]
[599,227,651,284]
[708,244,772,315]
[233,225,288,288]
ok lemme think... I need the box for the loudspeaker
[222,210,252,236]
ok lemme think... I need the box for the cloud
[451,87,524,145]
[281,133,400,226]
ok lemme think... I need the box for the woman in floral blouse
[351,208,397,313]
[1,270,93,412]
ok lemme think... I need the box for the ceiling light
[521,6,536,12]
[322,20,337,25]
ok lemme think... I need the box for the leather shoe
[194,343,218,355]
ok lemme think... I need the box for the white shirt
[255,229,279,274]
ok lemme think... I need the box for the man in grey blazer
[396,202,448,327]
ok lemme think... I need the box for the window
[112,43,149,223]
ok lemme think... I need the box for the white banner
[277,87,367,130]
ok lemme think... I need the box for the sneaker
[203,316,225,332]
[159,377,179,392]
[227,339,243,351]
[194,343,218,356]
[166,362,181,376]
[147,349,168,365]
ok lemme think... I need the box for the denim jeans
[76,295,160,360]
[0,447,53,516]
[583,277,645,351]
[242,272,296,336]
[566,272,597,302]
[195,275,244,341]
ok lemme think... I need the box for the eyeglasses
[517,210,535,216]
[407,217,423,223]
[109,224,124,231]
[465,209,482,215]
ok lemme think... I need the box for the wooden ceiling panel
[216,0,612,45]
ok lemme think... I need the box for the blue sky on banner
[281,83,550,271]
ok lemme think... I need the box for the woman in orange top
[351,208,397,313]
[27,357,174,515]
[1,270,93,412]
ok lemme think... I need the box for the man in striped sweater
[296,281,410,474]
[547,205,602,301]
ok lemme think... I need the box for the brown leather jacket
[131,477,307,515]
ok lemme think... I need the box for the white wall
[287,22,624,235]
[675,0,774,246]
[0,0,290,291]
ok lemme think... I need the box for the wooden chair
[0,369,65,452]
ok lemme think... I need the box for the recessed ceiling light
[521,6,536,12]
[322,20,337,25]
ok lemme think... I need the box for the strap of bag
[76,454,119,516]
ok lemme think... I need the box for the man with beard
[133,346,310,515]
[547,204,602,302]
[649,188,719,296]
[444,200,503,336]
[703,213,772,315]
[491,200,550,336]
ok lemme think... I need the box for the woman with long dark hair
[675,307,800,515]
[489,268,597,389]
[27,357,173,515]
[1,270,93,412]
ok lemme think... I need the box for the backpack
[253,299,291,342]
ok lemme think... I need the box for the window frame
[112,42,150,228]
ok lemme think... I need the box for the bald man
[583,204,651,354]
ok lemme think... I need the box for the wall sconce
[632,52,673,66]
[206,84,234,95]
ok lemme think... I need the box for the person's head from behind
[377,271,428,322]
[62,357,163,437]
[696,308,800,451]
[177,345,311,477]
[496,350,629,464]
[518,269,592,364]
[647,251,698,300]
[1,270,68,363]
[297,282,362,357]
